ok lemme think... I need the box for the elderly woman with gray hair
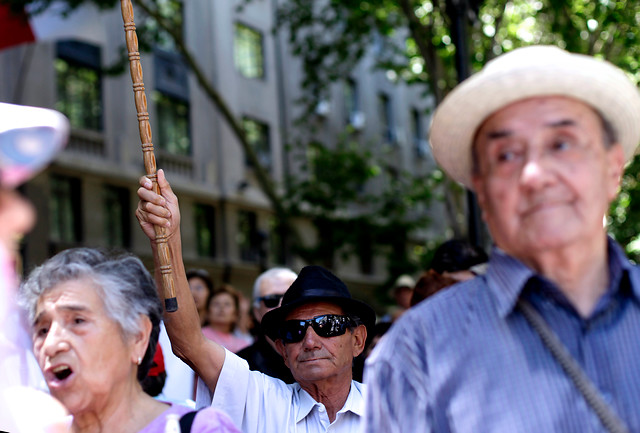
[20,248,240,433]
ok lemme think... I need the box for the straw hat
[0,103,68,187]
[429,45,640,189]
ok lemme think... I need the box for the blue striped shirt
[363,238,640,432]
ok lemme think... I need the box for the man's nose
[42,323,70,358]
[520,153,552,190]
[300,325,322,349]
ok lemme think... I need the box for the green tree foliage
[284,137,438,278]
[276,0,640,105]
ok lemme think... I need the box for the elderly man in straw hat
[364,45,640,432]
[135,172,375,432]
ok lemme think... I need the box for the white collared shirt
[196,349,365,433]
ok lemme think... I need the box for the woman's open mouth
[53,365,72,380]
[47,364,74,388]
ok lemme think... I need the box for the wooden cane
[120,0,178,312]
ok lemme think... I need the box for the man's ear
[606,143,625,201]
[471,175,488,223]
[351,325,367,358]
[132,315,152,364]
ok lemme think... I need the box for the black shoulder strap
[179,410,198,433]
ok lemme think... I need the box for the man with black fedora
[364,45,640,432]
[135,176,375,432]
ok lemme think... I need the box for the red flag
[0,5,35,50]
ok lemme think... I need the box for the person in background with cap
[236,267,297,384]
[380,274,415,323]
[430,238,488,283]
[407,239,489,306]
[136,172,375,433]
[364,45,640,432]
[0,102,70,433]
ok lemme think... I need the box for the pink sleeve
[192,406,242,433]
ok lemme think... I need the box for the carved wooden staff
[120,0,178,312]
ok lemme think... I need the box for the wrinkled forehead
[284,301,345,321]
[34,278,103,322]
[473,96,603,145]
[470,96,611,170]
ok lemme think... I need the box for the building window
[55,40,102,131]
[234,23,264,79]
[153,49,191,156]
[194,204,216,258]
[269,217,284,265]
[344,79,357,125]
[411,108,428,157]
[379,93,394,143]
[50,175,82,244]
[358,229,374,275]
[104,185,131,249]
[411,108,421,144]
[237,210,259,262]
[152,91,191,155]
[242,117,271,171]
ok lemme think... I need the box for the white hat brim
[0,103,69,187]
[429,45,640,189]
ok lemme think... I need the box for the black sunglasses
[257,294,284,308]
[279,314,355,344]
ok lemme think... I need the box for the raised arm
[136,169,225,392]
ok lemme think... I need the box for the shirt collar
[339,381,365,417]
[485,247,535,318]
[487,237,640,318]
[295,383,317,423]
[294,381,365,423]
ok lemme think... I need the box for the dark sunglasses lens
[261,294,283,308]
[281,321,308,343]
[312,315,349,338]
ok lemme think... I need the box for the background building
[0,0,447,310]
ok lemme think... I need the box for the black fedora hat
[261,265,376,341]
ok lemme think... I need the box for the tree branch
[397,0,446,103]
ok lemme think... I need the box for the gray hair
[19,248,163,381]
[252,267,297,307]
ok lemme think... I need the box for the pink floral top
[139,403,240,433]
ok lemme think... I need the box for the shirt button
[318,406,325,412]
[601,391,613,405]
